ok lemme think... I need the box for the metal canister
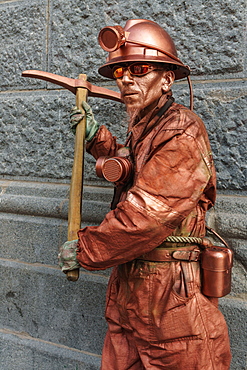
[201,246,233,298]
[95,156,133,184]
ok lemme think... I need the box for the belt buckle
[172,249,200,262]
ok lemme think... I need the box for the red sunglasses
[112,63,162,79]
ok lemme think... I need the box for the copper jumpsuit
[77,94,231,369]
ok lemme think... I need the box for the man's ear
[161,71,175,93]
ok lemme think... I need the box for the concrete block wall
[0,0,246,369]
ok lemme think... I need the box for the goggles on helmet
[98,25,182,65]
[112,63,163,79]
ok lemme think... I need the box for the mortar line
[46,0,51,75]
[1,77,246,95]
[0,257,110,280]
[0,328,101,358]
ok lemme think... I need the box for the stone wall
[0,0,246,369]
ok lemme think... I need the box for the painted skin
[116,65,174,119]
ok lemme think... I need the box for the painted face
[115,63,174,118]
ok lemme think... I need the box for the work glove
[58,239,80,273]
[70,101,99,141]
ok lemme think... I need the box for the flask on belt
[201,227,233,298]
[201,245,233,297]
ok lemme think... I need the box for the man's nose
[121,69,134,84]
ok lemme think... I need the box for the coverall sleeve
[77,125,213,271]
[86,125,124,159]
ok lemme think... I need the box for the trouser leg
[101,328,145,370]
[130,261,231,369]
[135,292,231,370]
[102,262,231,369]
[101,267,144,370]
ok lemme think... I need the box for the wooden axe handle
[66,74,88,282]
[22,69,119,281]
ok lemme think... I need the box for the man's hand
[70,108,84,134]
[58,240,80,273]
[70,101,99,141]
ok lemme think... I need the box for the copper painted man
[59,19,231,369]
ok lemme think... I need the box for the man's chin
[126,101,142,114]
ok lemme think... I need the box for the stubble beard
[126,103,142,131]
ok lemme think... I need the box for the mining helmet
[98,19,190,81]
[98,19,194,110]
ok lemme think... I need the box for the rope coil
[165,235,203,244]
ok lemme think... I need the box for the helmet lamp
[98,26,126,52]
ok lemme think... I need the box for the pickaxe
[22,70,122,281]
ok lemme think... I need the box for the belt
[139,244,201,262]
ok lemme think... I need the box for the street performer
[59,19,231,369]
